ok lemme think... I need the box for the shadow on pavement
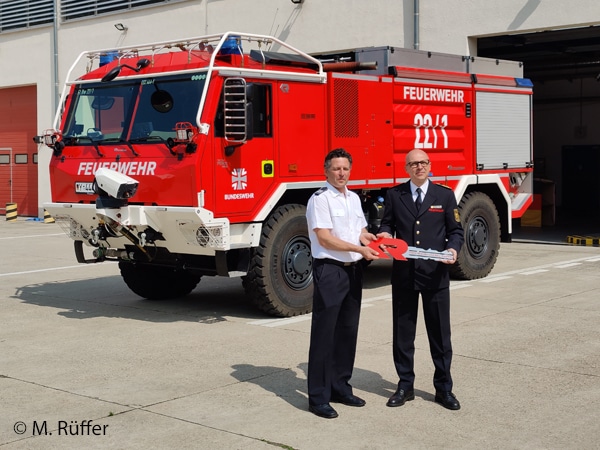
[12,264,395,323]
[12,274,266,323]
[230,362,410,412]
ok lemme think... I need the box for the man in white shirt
[305,148,380,419]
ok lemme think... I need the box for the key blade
[405,246,454,261]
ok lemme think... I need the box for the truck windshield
[62,73,207,143]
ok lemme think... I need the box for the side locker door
[364,77,394,185]
[275,80,327,179]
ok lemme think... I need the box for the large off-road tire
[451,192,501,280]
[243,204,313,317]
[119,261,201,300]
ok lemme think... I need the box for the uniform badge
[454,208,461,222]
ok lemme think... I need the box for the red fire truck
[40,31,533,316]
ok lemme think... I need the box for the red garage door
[0,86,38,217]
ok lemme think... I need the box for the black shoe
[386,388,415,407]
[434,391,461,410]
[331,394,366,407]
[309,403,339,419]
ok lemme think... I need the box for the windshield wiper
[130,136,174,155]
[72,136,104,157]
[98,138,139,157]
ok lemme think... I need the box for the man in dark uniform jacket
[377,149,464,410]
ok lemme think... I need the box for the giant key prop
[368,238,454,262]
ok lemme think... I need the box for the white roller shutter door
[476,91,532,169]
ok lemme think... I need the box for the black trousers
[391,286,453,393]
[307,259,363,405]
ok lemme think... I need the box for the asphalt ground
[1,218,599,449]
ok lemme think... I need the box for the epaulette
[314,186,327,196]
[440,184,452,189]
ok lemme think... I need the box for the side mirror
[101,58,151,82]
[101,66,122,83]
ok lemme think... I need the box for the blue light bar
[515,78,534,87]
[220,35,242,56]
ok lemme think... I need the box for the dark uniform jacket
[378,181,464,290]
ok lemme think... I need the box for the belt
[319,258,358,267]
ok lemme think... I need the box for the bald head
[405,149,431,186]
[405,149,429,165]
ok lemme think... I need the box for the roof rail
[63,31,324,85]
[55,32,326,131]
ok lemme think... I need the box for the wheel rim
[467,215,489,258]
[282,235,313,290]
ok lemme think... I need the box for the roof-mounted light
[515,77,534,87]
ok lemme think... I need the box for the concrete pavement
[1,218,599,449]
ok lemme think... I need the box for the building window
[61,0,185,22]
[15,154,28,164]
[0,0,54,33]
[0,1,188,31]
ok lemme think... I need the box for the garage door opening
[478,26,600,233]
[0,85,39,218]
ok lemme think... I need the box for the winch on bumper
[44,201,259,277]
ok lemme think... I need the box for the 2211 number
[413,113,448,149]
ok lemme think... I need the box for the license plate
[75,182,94,194]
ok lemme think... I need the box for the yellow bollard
[6,203,17,221]
[43,209,55,223]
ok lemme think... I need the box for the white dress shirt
[306,182,367,263]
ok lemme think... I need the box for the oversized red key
[368,238,409,260]
[368,238,454,262]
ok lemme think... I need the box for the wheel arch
[454,175,512,243]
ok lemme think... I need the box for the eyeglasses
[406,160,430,169]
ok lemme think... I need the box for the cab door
[213,79,276,221]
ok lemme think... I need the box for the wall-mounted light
[114,23,128,32]
[291,0,304,4]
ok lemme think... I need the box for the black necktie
[415,187,422,211]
